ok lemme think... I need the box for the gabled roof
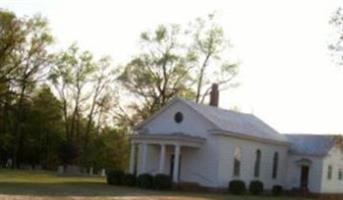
[135,97,186,131]
[182,99,288,144]
[135,97,288,144]
[285,134,337,156]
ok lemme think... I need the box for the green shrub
[123,173,136,186]
[154,174,172,190]
[272,185,283,196]
[137,173,154,189]
[106,169,124,185]
[249,180,264,195]
[228,180,246,195]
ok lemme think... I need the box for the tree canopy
[118,14,239,125]
[0,9,238,171]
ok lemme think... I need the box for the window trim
[254,149,261,178]
[338,169,342,180]
[174,112,183,123]
[328,165,333,180]
[272,152,279,179]
[233,147,241,177]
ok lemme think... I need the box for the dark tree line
[0,10,238,170]
[0,10,127,170]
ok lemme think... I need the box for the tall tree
[0,10,26,166]
[118,15,238,125]
[94,127,129,170]
[49,44,117,166]
[118,24,196,123]
[0,10,54,167]
[84,56,115,147]
[190,14,238,103]
[81,57,117,167]
[0,10,24,98]
[0,9,124,169]
[49,44,95,142]
[330,8,343,65]
[13,15,53,168]
[29,85,63,168]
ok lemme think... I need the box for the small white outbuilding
[129,85,343,194]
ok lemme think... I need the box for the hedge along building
[129,84,343,194]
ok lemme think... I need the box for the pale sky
[2,0,343,134]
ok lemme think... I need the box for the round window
[174,112,183,123]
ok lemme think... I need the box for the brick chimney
[209,83,219,107]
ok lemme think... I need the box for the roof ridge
[180,98,252,116]
[284,133,339,136]
[137,97,287,144]
[179,97,287,143]
[286,133,337,156]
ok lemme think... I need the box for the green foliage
[29,86,64,168]
[118,23,195,123]
[0,9,54,167]
[0,9,237,175]
[0,132,13,153]
[59,141,79,165]
[49,43,118,167]
[117,14,238,127]
[49,43,97,142]
[0,9,123,170]
[153,174,172,190]
[228,180,246,195]
[90,127,129,170]
[272,185,283,196]
[248,180,264,195]
[106,169,125,186]
[190,13,239,103]
[137,173,154,189]
[122,173,136,187]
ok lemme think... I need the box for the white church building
[129,84,343,194]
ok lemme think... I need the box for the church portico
[129,133,205,182]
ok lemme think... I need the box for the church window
[233,147,241,177]
[254,149,261,177]
[174,112,183,123]
[272,152,279,179]
[328,165,332,180]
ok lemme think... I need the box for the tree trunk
[195,53,211,103]
[13,83,26,168]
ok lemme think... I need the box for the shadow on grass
[0,181,225,199]
[0,182,151,196]
[0,170,314,200]
[0,180,314,200]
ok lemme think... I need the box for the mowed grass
[0,169,313,200]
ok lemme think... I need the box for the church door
[300,165,309,189]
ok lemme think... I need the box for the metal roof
[181,98,288,143]
[285,134,337,156]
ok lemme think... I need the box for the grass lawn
[0,169,313,200]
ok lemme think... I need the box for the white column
[141,143,148,173]
[159,144,166,173]
[129,143,136,174]
[173,144,181,182]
